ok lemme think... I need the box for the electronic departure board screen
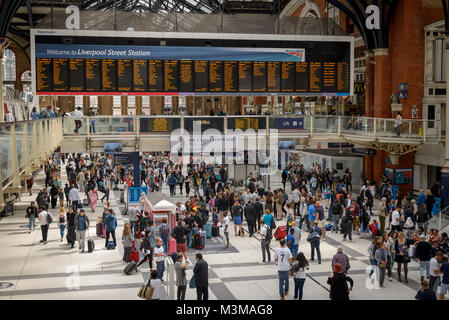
[267,62,281,92]
[85,59,101,92]
[309,62,323,92]
[179,61,193,92]
[102,59,117,91]
[337,62,350,93]
[35,40,352,95]
[164,60,178,92]
[239,62,252,92]
[296,62,308,92]
[209,61,223,92]
[194,61,208,92]
[323,62,336,92]
[224,61,238,92]
[117,60,133,91]
[253,62,266,92]
[282,62,295,92]
[133,60,148,91]
[36,58,52,91]
[149,60,163,92]
[53,58,68,91]
[70,59,85,91]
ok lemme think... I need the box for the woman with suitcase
[122,223,134,262]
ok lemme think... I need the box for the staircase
[424,206,449,231]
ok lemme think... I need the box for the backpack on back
[265,226,273,241]
[160,223,170,238]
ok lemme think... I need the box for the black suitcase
[88,239,95,253]
[212,225,220,237]
[124,261,136,275]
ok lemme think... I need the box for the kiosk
[143,192,177,232]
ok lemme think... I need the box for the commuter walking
[193,253,209,300]
[274,239,293,300]
[75,209,90,253]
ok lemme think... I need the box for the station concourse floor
[0,167,440,300]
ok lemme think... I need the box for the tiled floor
[0,165,445,300]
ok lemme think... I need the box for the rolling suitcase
[96,223,103,237]
[212,225,220,237]
[107,241,116,250]
[88,239,95,253]
[274,226,287,240]
[124,261,136,275]
[204,222,212,238]
[194,232,205,249]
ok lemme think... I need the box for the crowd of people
[21,150,449,300]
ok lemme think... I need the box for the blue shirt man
[417,191,426,206]
[308,204,316,222]
[286,229,295,254]
[263,212,273,227]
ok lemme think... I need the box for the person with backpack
[158,217,170,254]
[104,208,117,249]
[259,220,272,263]
[341,209,353,242]
[26,201,38,233]
[308,221,322,264]
[291,252,309,300]
[331,197,343,233]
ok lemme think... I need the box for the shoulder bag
[137,280,154,300]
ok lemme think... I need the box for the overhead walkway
[0,115,443,211]
[60,115,442,159]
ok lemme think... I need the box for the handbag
[189,275,196,289]
[46,212,53,224]
[137,280,154,300]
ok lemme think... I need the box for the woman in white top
[291,252,309,300]
[148,270,162,300]
[299,197,308,230]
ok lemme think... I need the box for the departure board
[164,60,178,92]
[209,61,223,92]
[224,61,238,92]
[36,58,52,91]
[35,39,352,95]
[309,62,323,92]
[53,58,68,91]
[85,59,101,92]
[323,62,336,92]
[295,62,308,92]
[194,61,208,92]
[179,61,193,92]
[337,62,350,92]
[133,60,148,91]
[253,62,266,92]
[282,62,295,92]
[70,59,85,91]
[117,59,133,91]
[239,61,252,92]
[149,60,163,92]
[267,62,281,92]
[102,59,117,91]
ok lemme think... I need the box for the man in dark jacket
[253,198,264,232]
[216,193,229,224]
[416,204,431,232]
[415,236,434,281]
[415,280,437,300]
[244,200,257,237]
[193,253,209,300]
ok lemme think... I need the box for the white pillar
[0,50,4,122]
[23,122,31,178]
